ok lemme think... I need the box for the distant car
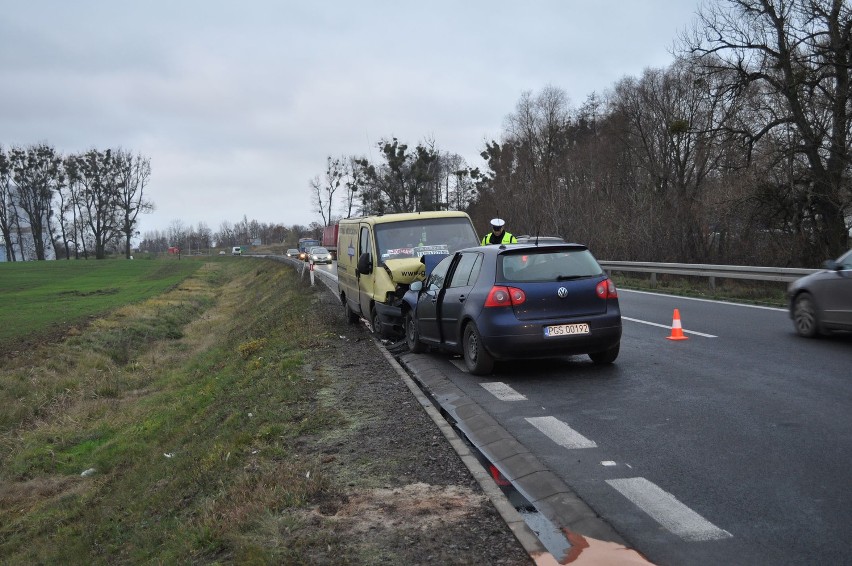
[402,243,622,375]
[308,246,333,265]
[218,250,226,255]
[286,248,300,258]
[787,249,852,337]
[232,246,242,256]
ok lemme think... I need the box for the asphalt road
[301,259,852,565]
[428,290,852,565]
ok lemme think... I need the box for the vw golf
[402,243,622,375]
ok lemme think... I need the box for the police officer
[481,218,517,245]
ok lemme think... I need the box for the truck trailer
[322,224,339,260]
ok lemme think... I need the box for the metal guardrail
[598,260,818,288]
[275,254,820,290]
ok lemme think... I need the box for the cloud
[0,0,702,235]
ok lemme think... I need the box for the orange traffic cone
[667,309,689,341]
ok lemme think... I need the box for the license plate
[544,323,590,337]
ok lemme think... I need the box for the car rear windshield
[499,248,603,282]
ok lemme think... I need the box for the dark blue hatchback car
[402,243,622,375]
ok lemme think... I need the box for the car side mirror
[409,280,423,292]
[357,252,372,275]
[823,259,839,271]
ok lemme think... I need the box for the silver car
[788,249,852,337]
[308,246,333,265]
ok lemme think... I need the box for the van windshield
[375,217,479,264]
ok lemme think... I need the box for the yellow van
[336,211,479,338]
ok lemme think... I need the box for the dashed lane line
[621,316,718,338]
[458,355,733,545]
[525,416,598,449]
[606,477,733,542]
[480,381,528,401]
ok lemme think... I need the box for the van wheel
[463,323,494,375]
[406,312,426,353]
[344,301,359,324]
[371,307,391,339]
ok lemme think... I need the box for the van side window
[359,226,371,258]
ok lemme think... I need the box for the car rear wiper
[556,274,587,281]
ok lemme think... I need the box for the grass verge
[0,258,346,564]
[0,258,205,353]
[610,272,789,308]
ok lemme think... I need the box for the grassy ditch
[0,258,345,564]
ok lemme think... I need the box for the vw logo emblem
[557,287,568,298]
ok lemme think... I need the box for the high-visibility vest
[481,231,517,245]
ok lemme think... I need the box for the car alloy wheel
[463,322,494,375]
[405,312,426,353]
[793,293,819,338]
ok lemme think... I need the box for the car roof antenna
[535,225,541,246]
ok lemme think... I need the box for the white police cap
[490,218,505,228]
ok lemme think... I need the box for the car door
[356,224,374,317]
[416,254,454,343]
[820,250,852,327]
[439,252,483,347]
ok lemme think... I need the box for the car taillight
[596,279,618,299]
[485,286,526,307]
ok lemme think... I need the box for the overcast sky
[1,1,703,237]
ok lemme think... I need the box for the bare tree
[214,220,235,247]
[683,0,852,259]
[74,149,121,259]
[0,146,15,261]
[115,150,153,258]
[196,222,212,250]
[8,144,62,260]
[168,219,187,250]
[343,156,364,218]
[609,62,743,261]
[503,86,573,234]
[310,156,347,226]
[351,138,441,214]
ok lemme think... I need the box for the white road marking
[622,317,718,338]
[619,288,787,312]
[601,461,617,467]
[480,382,527,401]
[525,416,597,449]
[606,477,733,542]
